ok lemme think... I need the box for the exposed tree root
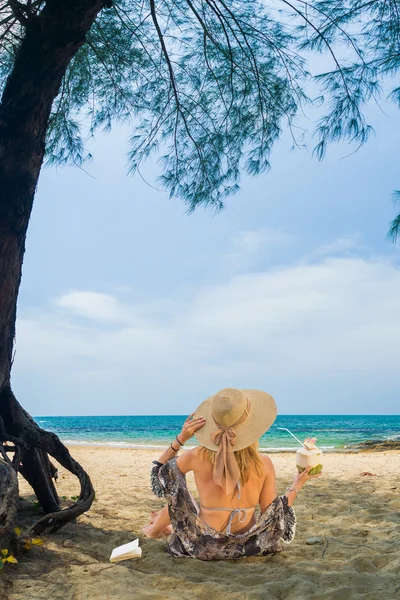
[0,385,95,543]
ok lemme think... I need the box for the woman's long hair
[199,441,264,484]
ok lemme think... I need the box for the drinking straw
[276,427,304,447]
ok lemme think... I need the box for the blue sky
[13,95,400,416]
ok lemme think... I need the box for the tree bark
[20,448,60,513]
[0,459,19,555]
[0,0,106,547]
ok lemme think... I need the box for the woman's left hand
[178,413,206,444]
[295,465,323,487]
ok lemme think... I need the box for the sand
[2,447,400,600]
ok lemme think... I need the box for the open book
[110,538,142,562]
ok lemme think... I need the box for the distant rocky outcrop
[345,439,400,452]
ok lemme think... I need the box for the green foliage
[291,0,400,237]
[0,0,399,227]
[48,0,309,211]
[293,0,399,157]
[1,0,307,210]
[388,191,400,242]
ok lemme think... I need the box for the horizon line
[33,413,400,418]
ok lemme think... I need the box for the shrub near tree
[0,0,399,555]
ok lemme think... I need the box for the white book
[109,538,142,562]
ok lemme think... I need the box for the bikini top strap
[199,504,257,535]
[200,505,256,511]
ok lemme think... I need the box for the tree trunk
[0,0,106,549]
[0,459,19,555]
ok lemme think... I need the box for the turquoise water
[33,415,400,452]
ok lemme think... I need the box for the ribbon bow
[213,425,237,449]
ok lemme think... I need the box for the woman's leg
[142,504,172,538]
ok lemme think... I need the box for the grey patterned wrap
[150,457,296,560]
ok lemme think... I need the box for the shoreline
[63,441,400,453]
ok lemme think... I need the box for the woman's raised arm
[154,414,206,465]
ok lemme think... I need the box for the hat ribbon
[212,398,251,495]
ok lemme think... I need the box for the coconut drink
[296,437,323,475]
[277,428,323,476]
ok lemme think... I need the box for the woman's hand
[295,465,323,487]
[178,413,206,444]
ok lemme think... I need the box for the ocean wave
[259,446,302,452]
[63,439,338,452]
[259,445,336,452]
[63,440,180,450]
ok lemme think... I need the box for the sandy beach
[2,447,400,600]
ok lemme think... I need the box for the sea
[33,415,400,452]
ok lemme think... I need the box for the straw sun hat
[193,388,277,451]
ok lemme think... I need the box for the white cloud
[231,228,291,254]
[312,235,367,257]
[13,242,400,414]
[55,291,128,323]
[182,256,400,372]
[221,227,294,273]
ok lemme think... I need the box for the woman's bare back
[185,448,276,533]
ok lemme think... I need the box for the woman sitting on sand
[143,388,322,560]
